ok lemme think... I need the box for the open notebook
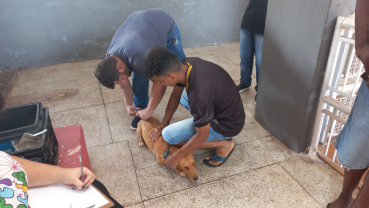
[28,183,111,208]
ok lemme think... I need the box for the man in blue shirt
[94,8,186,129]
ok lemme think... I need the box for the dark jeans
[93,180,124,208]
[240,28,264,91]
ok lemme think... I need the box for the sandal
[203,146,235,167]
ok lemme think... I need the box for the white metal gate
[309,15,366,186]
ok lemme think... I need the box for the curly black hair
[94,56,122,89]
[144,46,181,78]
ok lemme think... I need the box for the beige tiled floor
[6,42,348,207]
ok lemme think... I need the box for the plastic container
[0,103,44,143]
[0,105,58,165]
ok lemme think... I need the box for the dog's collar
[163,149,170,159]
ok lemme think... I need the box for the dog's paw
[138,141,145,147]
[180,171,186,177]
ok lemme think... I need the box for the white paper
[28,183,109,208]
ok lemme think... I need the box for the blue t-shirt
[106,8,175,74]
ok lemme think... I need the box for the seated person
[0,95,123,208]
[145,46,245,168]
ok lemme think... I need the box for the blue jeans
[132,24,186,109]
[334,81,369,169]
[240,28,264,91]
[162,91,230,145]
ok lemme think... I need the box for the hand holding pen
[59,155,96,189]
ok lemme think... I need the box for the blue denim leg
[240,29,255,88]
[162,118,230,144]
[334,81,369,169]
[254,33,264,91]
[132,71,149,109]
[167,24,187,61]
[179,90,191,111]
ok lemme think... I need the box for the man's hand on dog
[149,125,164,143]
[136,108,153,121]
[126,105,140,116]
[162,154,178,169]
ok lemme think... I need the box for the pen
[78,154,86,192]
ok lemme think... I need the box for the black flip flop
[203,147,235,167]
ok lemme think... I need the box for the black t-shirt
[241,0,268,34]
[183,57,245,137]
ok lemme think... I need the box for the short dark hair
[95,56,122,89]
[144,46,181,78]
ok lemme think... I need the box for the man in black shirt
[145,46,245,168]
[237,0,268,104]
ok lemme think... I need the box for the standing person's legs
[330,81,369,208]
[132,72,149,110]
[253,33,264,92]
[131,71,149,128]
[351,170,369,208]
[329,168,368,208]
[239,29,255,89]
[167,24,186,61]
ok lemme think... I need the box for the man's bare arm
[161,86,183,127]
[149,86,184,142]
[12,156,95,188]
[136,82,167,121]
[148,82,167,112]
[119,79,140,116]
[172,124,210,161]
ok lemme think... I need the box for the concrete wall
[255,0,356,152]
[0,0,248,70]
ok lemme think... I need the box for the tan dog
[136,117,199,181]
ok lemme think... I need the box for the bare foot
[205,141,235,166]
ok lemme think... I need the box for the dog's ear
[177,158,184,168]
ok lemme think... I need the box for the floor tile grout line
[185,45,239,57]
[235,136,270,145]
[18,64,102,74]
[132,136,273,171]
[127,141,145,205]
[141,162,286,203]
[133,149,214,171]
[0,69,20,99]
[51,103,106,114]
[99,83,114,144]
[89,135,270,165]
[102,91,174,106]
[278,163,323,207]
[87,140,129,150]
[212,50,241,66]
[234,135,272,146]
